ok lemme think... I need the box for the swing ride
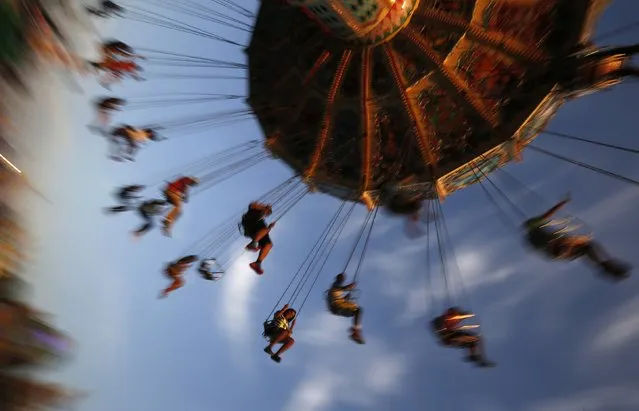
[247,0,627,206]
[77,0,639,368]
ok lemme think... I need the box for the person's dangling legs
[579,240,631,279]
[265,330,294,363]
[133,209,153,238]
[162,190,183,236]
[105,205,132,213]
[249,233,272,275]
[160,276,184,298]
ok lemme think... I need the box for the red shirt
[104,59,137,73]
[167,177,196,194]
[443,315,462,331]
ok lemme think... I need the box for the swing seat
[262,321,277,340]
[198,258,223,281]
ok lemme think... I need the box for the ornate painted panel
[411,21,463,57]
[417,85,473,144]
[422,0,476,21]
[514,93,563,145]
[455,45,527,110]
[438,145,510,194]
[370,47,395,98]
[481,0,556,46]
[324,109,362,181]
[390,37,435,86]
[370,108,424,187]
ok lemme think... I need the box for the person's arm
[540,196,570,220]
[290,319,296,332]
[346,282,356,290]
[274,304,288,318]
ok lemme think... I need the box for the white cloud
[527,386,639,411]
[576,186,639,227]
[218,253,258,341]
[286,314,409,411]
[297,312,345,347]
[589,295,639,352]
[284,368,343,411]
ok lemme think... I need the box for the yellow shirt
[129,129,150,143]
[273,316,289,330]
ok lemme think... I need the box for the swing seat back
[262,320,277,340]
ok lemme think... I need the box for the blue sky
[13,1,639,410]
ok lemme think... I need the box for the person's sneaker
[161,220,172,237]
[264,347,273,356]
[465,354,479,363]
[349,329,365,345]
[245,242,259,252]
[270,354,281,363]
[476,359,496,368]
[601,260,631,280]
[250,262,264,275]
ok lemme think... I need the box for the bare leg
[274,336,294,357]
[106,205,131,213]
[252,227,270,242]
[582,241,631,279]
[266,330,291,351]
[349,308,365,344]
[163,191,183,235]
[161,277,184,298]
[133,214,153,237]
[256,242,272,263]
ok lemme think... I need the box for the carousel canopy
[247,0,611,202]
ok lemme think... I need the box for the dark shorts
[329,300,358,317]
[263,325,286,340]
[242,218,272,247]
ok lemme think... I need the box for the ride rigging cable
[129,0,252,32]
[174,176,306,270]
[122,5,244,46]
[266,201,352,320]
[140,140,261,187]
[124,94,244,110]
[297,204,360,315]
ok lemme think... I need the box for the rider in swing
[94,97,126,128]
[162,176,200,237]
[160,255,198,298]
[89,58,144,89]
[431,307,494,368]
[133,199,168,239]
[86,1,125,18]
[109,125,161,161]
[241,202,275,275]
[326,273,365,344]
[263,304,296,363]
[104,185,145,212]
[523,194,631,280]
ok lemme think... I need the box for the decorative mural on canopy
[391,36,433,84]
[322,109,362,181]
[481,0,556,47]
[414,22,463,57]
[249,0,613,200]
[515,93,564,145]
[455,44,527,110]
[417,85,472,142]
[422,0,475,21]
[439,145,509,194]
